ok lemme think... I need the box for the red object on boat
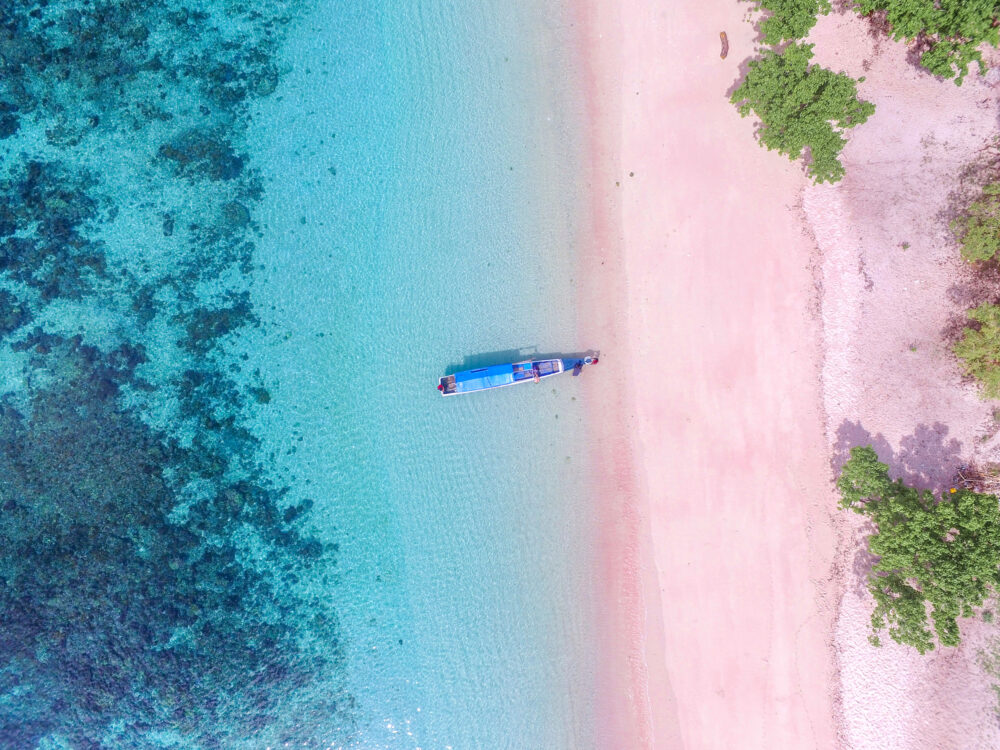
[437,384,443,390]
[592,357,599,364]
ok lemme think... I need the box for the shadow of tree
[851,530,879,598]
[831,419,893,474]
[726,51,761,101]
[835,419,965,598]
[833,419,963,492]
[725,1,773,100]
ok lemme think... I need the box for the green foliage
[856,0,1000,84]
[730,43,875,184]
[955,303,1000,399]
[838,446,1000,653]
[952,183,1000,262]
[754,0,832,44]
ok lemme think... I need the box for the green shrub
[955,303,1000,398]
[839,446,1000,653]
[856,0,1000,84]
[754,0,832,44]
[952,183,1000,262]
[730,43,875,184]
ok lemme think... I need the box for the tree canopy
[954,303,1000,399]
[952,182,1000,262]
[838,446,1000,653]
[856,0,1000,84]
[730,43,875,183]
[754,0,832,44]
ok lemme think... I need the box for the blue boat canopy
[453,364,516,392]
[454,364,514,382]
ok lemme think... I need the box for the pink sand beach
[578,0,1000,746]
[578,0,841,746]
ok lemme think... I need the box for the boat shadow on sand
[443,348,601,378]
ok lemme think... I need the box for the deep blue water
[0,1,596,747]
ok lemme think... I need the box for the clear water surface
[245,1,599,746]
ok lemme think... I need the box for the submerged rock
[158,131,245,181]
[0,114,19,139]
[252,66,280,97]
[0,290,30,335]
[222,200,250,228]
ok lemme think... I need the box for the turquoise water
[246,1,599,746]
[0,0,598,746]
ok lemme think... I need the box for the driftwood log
[720,31,729,60]
[954,463,1000,494]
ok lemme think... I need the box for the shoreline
[569,0,663,745]
[577,0,843,747]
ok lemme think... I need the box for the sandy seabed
[576,1,1000,748]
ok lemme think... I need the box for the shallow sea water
[0,0,597,747]
[246,1,600,747]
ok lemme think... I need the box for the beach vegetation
[730,43,875,183]
[753,0,832,44]
[838,445,1000,653]
[951,182,1000,262]
[855,0,1000,84]
[955,303,1000,398]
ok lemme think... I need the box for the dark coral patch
[158,131,245,181]
[0,161,107,300]
[0,113,19,138]
[0,290,31,336]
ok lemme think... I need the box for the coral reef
[0,334,343,747]
[0,0,351,746]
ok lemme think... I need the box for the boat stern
[438,374,457,395]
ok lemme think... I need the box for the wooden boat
[438,356,596,396]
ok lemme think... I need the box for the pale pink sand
[571,0,667,745]
[577,0,841,747]
[806,11,1000,749]
[578,0,1000,746]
